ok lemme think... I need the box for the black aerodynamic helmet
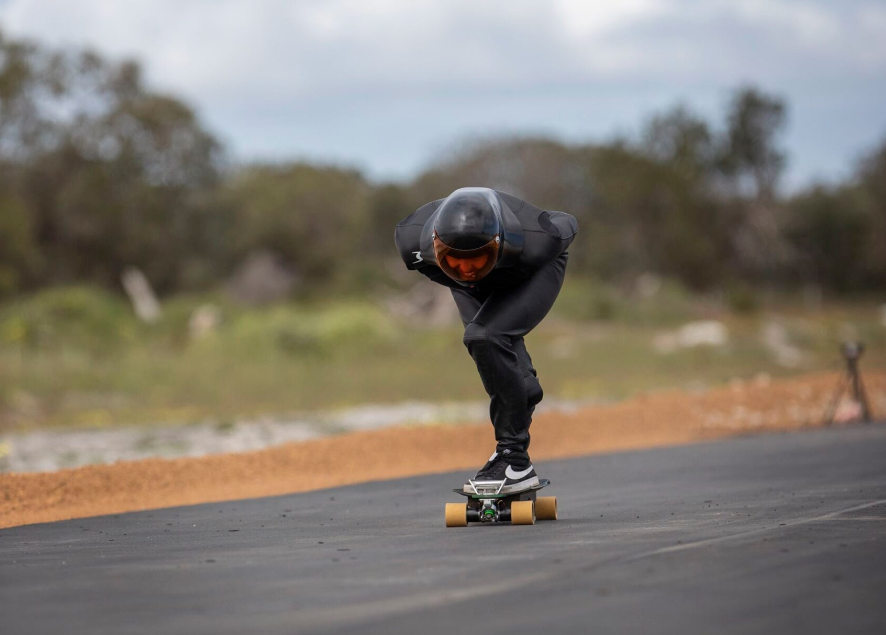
[432,188,503,283]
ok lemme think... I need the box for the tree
[720,87,787,199]
[223,163,372,289]
[0,188,40,295]
[785,185,869,290]
[716,87,792,280]
[642,105,714,179]
[855,137,886,287]
[0,29,224,295]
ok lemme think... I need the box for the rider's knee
[525,375,544,407]
[463,322,495,347]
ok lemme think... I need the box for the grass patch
[1,284,884,431]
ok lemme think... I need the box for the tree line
[0,29,883,300]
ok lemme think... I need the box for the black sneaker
[463,449,539,495]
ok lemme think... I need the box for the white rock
[121,267,161,323]
[653,320,728,354]
[635,273,662,299]
[761,322,805,368]
[676,320,728,347]
[189,304,222,340]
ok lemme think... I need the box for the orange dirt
[1,371,884,529]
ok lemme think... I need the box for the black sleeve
[519,210,578,270]
[545,211,578,240]
[394,200,440,270]
[393,198,463,289]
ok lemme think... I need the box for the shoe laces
[476,452,508,479]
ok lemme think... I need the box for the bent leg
[461,253,568,462]
[514,337,543,410]
[463,321,528,457]
[454,287,541,455]
[453,286,546,411]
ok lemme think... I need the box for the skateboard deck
[445,478,557,527]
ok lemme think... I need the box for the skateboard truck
[445,479,558,527]
[477,498,500,523]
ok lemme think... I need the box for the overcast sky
[2,0,885,189]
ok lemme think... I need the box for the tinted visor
[433,231,500,283]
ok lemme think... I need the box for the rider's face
[444,253,490,280]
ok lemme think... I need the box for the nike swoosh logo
[505,465,534,480]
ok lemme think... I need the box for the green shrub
[553,276,694,325]
[625,278,694,325]
[222,301,395,357]
[553,278,620,321]
[0,286,140,352]
[725,283,760,314]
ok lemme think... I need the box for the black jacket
[394,190,578,292]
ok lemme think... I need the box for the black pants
[451,253,568,464]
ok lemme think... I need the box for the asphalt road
[2,425,885,635]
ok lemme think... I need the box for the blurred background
[0,1,884,470]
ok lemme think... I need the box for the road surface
[2,425,885,634]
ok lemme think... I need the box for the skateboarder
[395,187,577,494]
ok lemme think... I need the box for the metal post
[824,342,873,425]
[847,354,872,423]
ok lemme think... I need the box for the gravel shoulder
[1,371,884,529]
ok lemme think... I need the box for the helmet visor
[433,231,500,283]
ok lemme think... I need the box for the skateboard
[444,478,558,527]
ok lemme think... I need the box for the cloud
[6,0,882,95]
[1,0,884,184]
